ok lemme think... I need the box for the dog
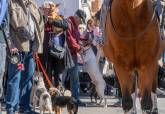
[81,47,107,107]
[30,73,53,114]
[90,76,115,104]
[49,87,78,114]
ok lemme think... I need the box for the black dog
[49,88,78,114]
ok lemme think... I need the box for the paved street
[1,97,165,114]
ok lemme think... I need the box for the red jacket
[66,16,81,55]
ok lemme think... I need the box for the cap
[43,1,60,9]
[75,9,87,24]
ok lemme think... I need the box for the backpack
[9,0,34,41]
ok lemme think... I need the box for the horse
[103,0,164,114]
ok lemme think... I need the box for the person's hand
[32,52,38,59]
[78,46,84,54]
[10,48,18,54]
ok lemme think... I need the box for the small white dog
[31,73,53,114]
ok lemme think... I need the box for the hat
[75,9,87,24]
[43,1,60,9]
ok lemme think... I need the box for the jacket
[9,0,44,53]
[66,16,81,55]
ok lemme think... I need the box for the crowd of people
[0,0,165,114]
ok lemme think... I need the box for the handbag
[50,32,66,59]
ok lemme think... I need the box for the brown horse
[103,0,164,114]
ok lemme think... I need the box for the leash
[34,54,54,88]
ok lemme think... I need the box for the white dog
[31,73,53,114]
[81,47,107,107]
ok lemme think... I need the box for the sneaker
[113,100,122,107]
[19,110,39,114]
[19,109,39,114]
[7,110,15,114]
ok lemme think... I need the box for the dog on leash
[49,87,78,114]
[81,47,107,107]
[30,73,53,114]
[90,76,115,104]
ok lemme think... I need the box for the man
[50,9,87,105]
[6,0,44,114]
[0,0,8,99]
[66,9,87,106]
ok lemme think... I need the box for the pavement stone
[1,97,165,114]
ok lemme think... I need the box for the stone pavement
[1,97,165,114]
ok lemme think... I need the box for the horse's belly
[103,34,161,68]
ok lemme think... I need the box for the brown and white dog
[30,73,53,114]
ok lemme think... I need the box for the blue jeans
[6,52,35,112]
[68,55,80,101]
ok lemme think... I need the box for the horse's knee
[141,89,153,113]
[122,89,133,112]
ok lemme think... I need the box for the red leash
[34,54,54,88]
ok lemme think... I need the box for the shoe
[113,100,122,107]
[19,109,39,114]
[27,111,39,114]
[7,110,15,114]
[77,100,86,107]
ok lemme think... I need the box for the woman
[42,2,66,89]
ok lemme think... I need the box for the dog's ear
[33,76,39,85]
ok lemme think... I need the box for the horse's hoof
[124,109,137,114]
[142,110,152,114]
[151,108,158,114]
[152,112,158,114]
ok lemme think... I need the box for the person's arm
[52,19,68,30]
[67,28,81,51]
[66,22,81,51]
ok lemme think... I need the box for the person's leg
[0,43,6,98]
[19,52,35,112]
[69,66,80,101]
[5,59,22,113]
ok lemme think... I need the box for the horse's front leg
[138,63,158,114]
[151,66,158,114]
[115,65,136,114]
